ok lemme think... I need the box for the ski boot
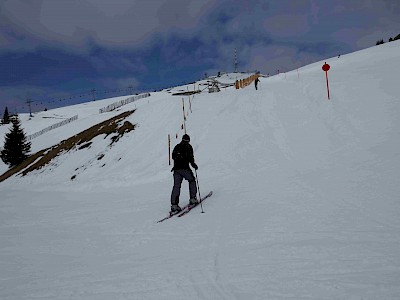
[189,198,199,206]
[170,204,182,216]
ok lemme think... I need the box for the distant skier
[170,134,198,213]
[254,77,260,90]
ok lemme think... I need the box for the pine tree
[2,107,10,124]
[0,116,31,167]
[376,39,385,45]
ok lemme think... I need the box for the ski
[177,191,213,217]
[156,202,191,223]
[156,191,213,223]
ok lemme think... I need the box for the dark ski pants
[171,169,197,205]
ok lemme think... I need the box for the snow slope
[1,42,400,299]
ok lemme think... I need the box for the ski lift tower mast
[26,99,34,117]
[234,48,238,73]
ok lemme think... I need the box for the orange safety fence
[235,73,260,90]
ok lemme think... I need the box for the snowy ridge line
[26,115,78,141]
[99,93,151,113]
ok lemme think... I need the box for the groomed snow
[1,42,400,299]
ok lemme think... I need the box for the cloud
[310,0,319,24]
[245,44,308,74]
[0,49,96,86]
[88,52,148,74]
[263,14,310,37]
[0,0,217,53]
[98,77,140,90]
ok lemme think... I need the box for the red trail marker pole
[322,62,331,100]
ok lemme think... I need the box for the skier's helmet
[182,134,190,142]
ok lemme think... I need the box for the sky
[0,0,399,114]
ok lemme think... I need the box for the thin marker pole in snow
[168,134,171,166]
[195,170,204,213]
[182,98,186,134]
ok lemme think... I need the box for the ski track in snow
[1,42,400,299]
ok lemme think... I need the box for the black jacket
[172,141,195,170]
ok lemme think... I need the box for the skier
[254,77,260,90]
[170,134,198,213]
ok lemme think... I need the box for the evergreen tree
[2,107,10,124]
[376,39,385,45]
[0,116,31,167]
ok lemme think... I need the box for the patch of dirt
[78,142,92,150]
[110,121,136,145]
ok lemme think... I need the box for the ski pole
[194,169,204,213]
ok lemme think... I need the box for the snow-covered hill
[1,42,400,299]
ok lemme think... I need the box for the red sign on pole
[322,62,331,100]
[322,63,330,72]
